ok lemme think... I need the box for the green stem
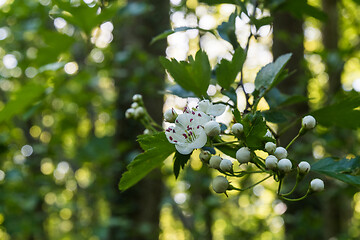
[277,178,283,195]
[280,189,311,202]
[231,175,271,191]
[285,132,300,150]
[280,178,299,197]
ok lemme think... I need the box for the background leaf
[173,152,191,179]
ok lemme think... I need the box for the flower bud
[265,130,273,138]
[204,121,221,137]
[125,108,135,119]
[199,150,211,163]
[265,155,278,170]
[164,108,178,123]
[212,176,229,193]
[132,94,142,102]
[131,102,139,109]
[298,161,311,174]
[236,147,251,164]
[209,156,222,169]
[134,107,145,119]
[302,115,316,129]
[143,129,150,135]
[265,142,276,154]
[278,158,292,173]
[232,123,244,136]
[310,178,324,192]
[274,147,287,160]
[220,159,233,172]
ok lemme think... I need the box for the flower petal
[207,104,226,116]
[175,143,194,155]
[198,100,210,113]
[188,129,207,149]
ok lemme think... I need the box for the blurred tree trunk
[321,0,351,239]
[109,0,169,239]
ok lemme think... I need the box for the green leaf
[216,47,246,89]
[310,95,360,129]
[217,11,239,49]
[241,112,268,150]
[221,87,237,106]
[261,109,294,123]
[165,84,197,98]
[250,16,273,30]
[173,152,191,179]
[38,62,66,73]
[160,50,211,98]
[265,88,308,109]
[254,53,292,92]
[119,132,175,191]
[151,27,215,45]
[312,157,360,187]
[0,83,46,124]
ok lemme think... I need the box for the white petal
[175,144,194,155]
[207,104,226,116]
[188,129,207,149]
[198,100,210,113]
[193,111,212,126]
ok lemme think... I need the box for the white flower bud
[236,147,251,164]
[298,161,311,174]
[131,102,139,109]
[310,178,324,192]
[198,99,211,113]
[220,159,233,172]
[164,108,178,123]
[212,176,229,193]
[302,115,316,129]
[265,130,273,138]
[199,150,211,163]
[278,158,292,173]
[143,129,150,135]
[134,107,145,119]
[265,142,276,154]
[265,155,278,170]
[132,94,142,102]
[232,123,243,135]
[204,121,221,137]
[209,156,222,169]
[274,147,287,160]
[125,108,135,119]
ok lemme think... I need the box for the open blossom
[165,107,211,155]
[197,100,226,117]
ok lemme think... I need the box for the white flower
[220,159,233,172]
[278,159,292,173]
[125,108,135,119]
[232,123,243,136]
[134,107,145,119]
[209,155,222,169]
[199,150,211,163]
[274,147,287,160]
[164,108,178,123]
[165,110,211,155]
[310,178,324,192]
[131,102,139,109]
[132,94,142,102]
[265,142,276,154]
[212,176,229,193]
[302,115,316,129]
[198,99,226,116]
[298,161,311,174]
[265,155,278,170]
[236,147,251,164]
[204,121,221,137]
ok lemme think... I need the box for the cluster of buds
[125,94,145,120]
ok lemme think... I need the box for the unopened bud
[132,94,142,102]
[204,121,221,137]
[131,102,139,109]
[310,178,324,192]
[209,156,222,169]
[274,147,287,160]
[143,129,150,135]
[265,155,278,170]
[278,158,292,173]
[298,161,311,174]
[232,123,244,136]
[236,147,251,164]
[212,176,229,193]
[265,142,276,154]
[199,150,211,163]
[134,107,145,119]
[125,108,135,119]
[220,159,233,172]
[302,115,316,129]
[265,130,273,138]
[164,108,178,123]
